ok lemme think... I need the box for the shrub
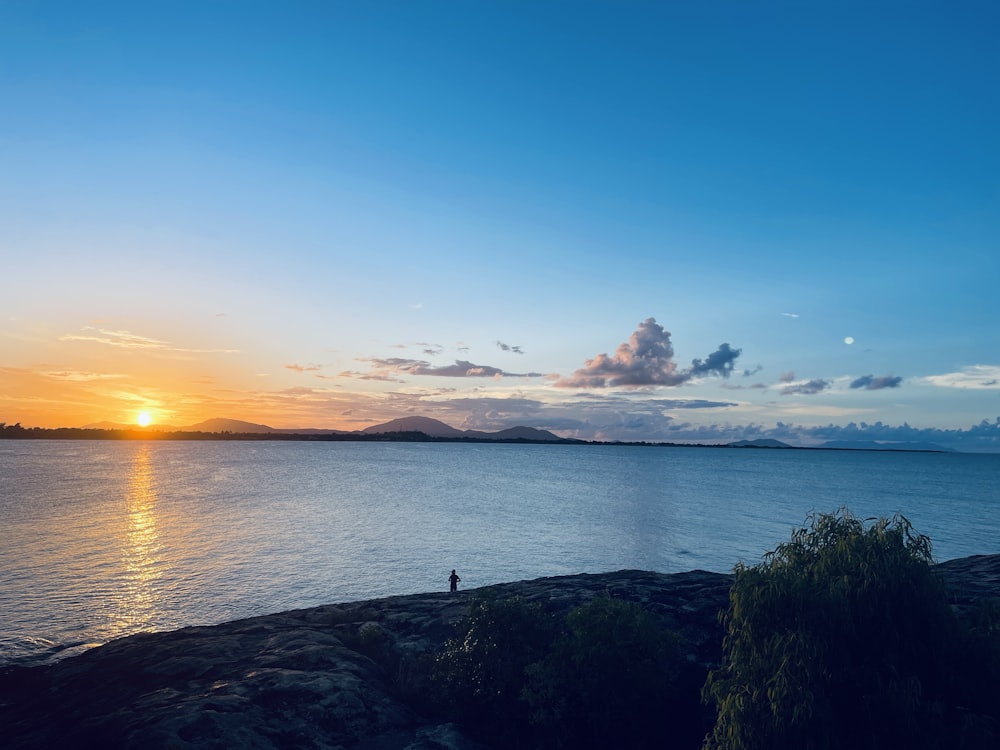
[702,509,999,750]
[432,591,689,747]
[432,594,557,745]
[523,593,683,749]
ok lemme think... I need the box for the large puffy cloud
[850,374,903,390]
[554,318,741,389]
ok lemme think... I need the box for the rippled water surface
[1,440,997,665]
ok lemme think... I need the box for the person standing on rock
[449,569,461,592]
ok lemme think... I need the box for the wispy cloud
[781,312,800,318]
[285,363,322,373]
[40,370,126,382]
[923,365,1000,389]
[554,318,741,389]
[60,327,238,354]
[781,378,831,395]
[61,328,169,349]
[850,374,903,390]
[353,357,544,380]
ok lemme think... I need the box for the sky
[2,1,999,450]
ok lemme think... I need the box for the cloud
[60,327,238,354]
[591,417,1000,452]
[850,374,903,390]
[61,327,170,350]
[779,371,796,383]
[356,357,544,380]
[648,398,738,409]
[285,363,322,373]
[40,370,126,381]
[781,379,831,395]
[554,318,741,389]
[781,312,800,318]
[923,365,1000,390]
[416,342,444,356]
[496,340,524,354]
[690,342,742,378]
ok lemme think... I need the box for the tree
[702,509,998,749]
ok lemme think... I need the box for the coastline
[2,556,997,749]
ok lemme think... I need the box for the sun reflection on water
[112,443,164,634]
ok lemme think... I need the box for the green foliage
[432,594,558,744]
[523,594,682,749]
[703,509,1000,750]
[432,591,688,748]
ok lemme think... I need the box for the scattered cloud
[496,340,524,354]
[923,365,1000,390]
[354,357,544,380]
[742,364,763,377]
[285,363,322,373]
[781,379,831,395]
[779,371,796,383]
[850,374,903,390]
[781,312,800,319]
[554,318,741,389]
[416,342,444,356]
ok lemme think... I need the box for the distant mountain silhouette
[362,416,565,441]
[489,426,565,441]
[726,439,792,448]
[361,416,466,437]
[81,415,567,441]
[187,418,277,433]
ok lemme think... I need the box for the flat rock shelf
[1,556,997,749]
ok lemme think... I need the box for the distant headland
[0,416,954,452]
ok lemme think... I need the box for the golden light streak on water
[111,443,164,634]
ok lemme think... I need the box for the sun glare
[137,411,152,427]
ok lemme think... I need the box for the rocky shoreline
[2,555,998,749]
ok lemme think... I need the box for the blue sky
[2,1,999,450]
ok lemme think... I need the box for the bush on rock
[702,509,1000,750]
[432,592,687,748]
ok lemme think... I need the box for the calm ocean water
[1,440,997,666]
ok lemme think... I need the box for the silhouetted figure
[449,569,461,592]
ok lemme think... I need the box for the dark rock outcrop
[1,557,997,749]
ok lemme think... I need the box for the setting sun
[137,411,152,427]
